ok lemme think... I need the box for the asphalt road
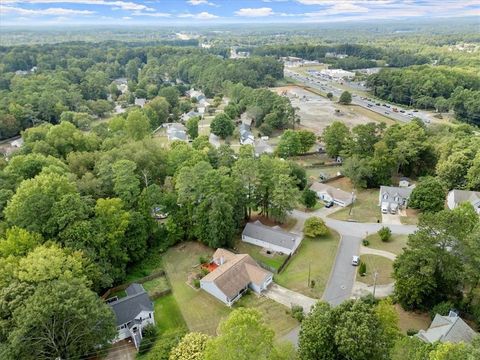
[289,209,416,307]
[284,69,431,124]
[322,234,362,306]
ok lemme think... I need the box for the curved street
[282,206,417,346]
[289,207,415,306]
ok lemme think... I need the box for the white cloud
[178,11,218,19]
[0,5,95,16]
[187,0,215,6]
[1,0,153,12]
[305,2,369,16]
[122,16,132,19]
[297,0,393,4]
[235,7,274,17]
[132,11,171,17]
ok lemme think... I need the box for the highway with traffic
[285,68,432,124]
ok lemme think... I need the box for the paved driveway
[360,246,397,261]
[382,213,402,225]
[264,283,317,313]
[321,235,361,306]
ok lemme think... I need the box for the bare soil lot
[272,86,393,135]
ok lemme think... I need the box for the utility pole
[372,271,378,298]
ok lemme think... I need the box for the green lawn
[356,255,394,286]
[163,242,228,335]
[143,277,170,296]
[235,239,288,272]
[328,178,381,223]
[136,294,188,360]
[365,233,408,255]
[275,230,340,299]
[153,293,188,333]
[163,242,297,337]
[305,165,343,182]
[235,292,299,337]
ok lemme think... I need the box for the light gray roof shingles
[380,186,413,203]
[109,284,153,326]
[242,221,298,251]
[416,314,477,344]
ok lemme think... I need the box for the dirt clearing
[272,86,394,135]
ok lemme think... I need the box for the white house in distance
[200,249,273,306]
[379,186,414,214]
[310,182,355,207]
[447,189,480,214]
[416,311,477,344]
[108,283,155,350]
[242,221,301,255]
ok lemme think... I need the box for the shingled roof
[109,284,153,326]
[416,313,477,344]
[242,221,299,251]
[201,249,271,300]
[310,182,354,204]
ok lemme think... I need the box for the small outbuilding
[242,221,301,255]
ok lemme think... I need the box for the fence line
[101,270,167,300]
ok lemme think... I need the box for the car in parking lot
[352,256,360,266]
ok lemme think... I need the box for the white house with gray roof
[200,249,272,306]
[310,182,355,207]
[379,185,414,214]
[108,283,155,350]
[447,190,480,214]
[416,312,477,344]
[242,221,301,255]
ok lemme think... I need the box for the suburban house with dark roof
[108,283,155,350]
[242,221,301,255]
[416,312,477,344]
[200,249,273,306]
[310,181,355,207]
[447,190,480,214]
[379,185,414,214]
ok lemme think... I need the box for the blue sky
[1,1,479,26]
